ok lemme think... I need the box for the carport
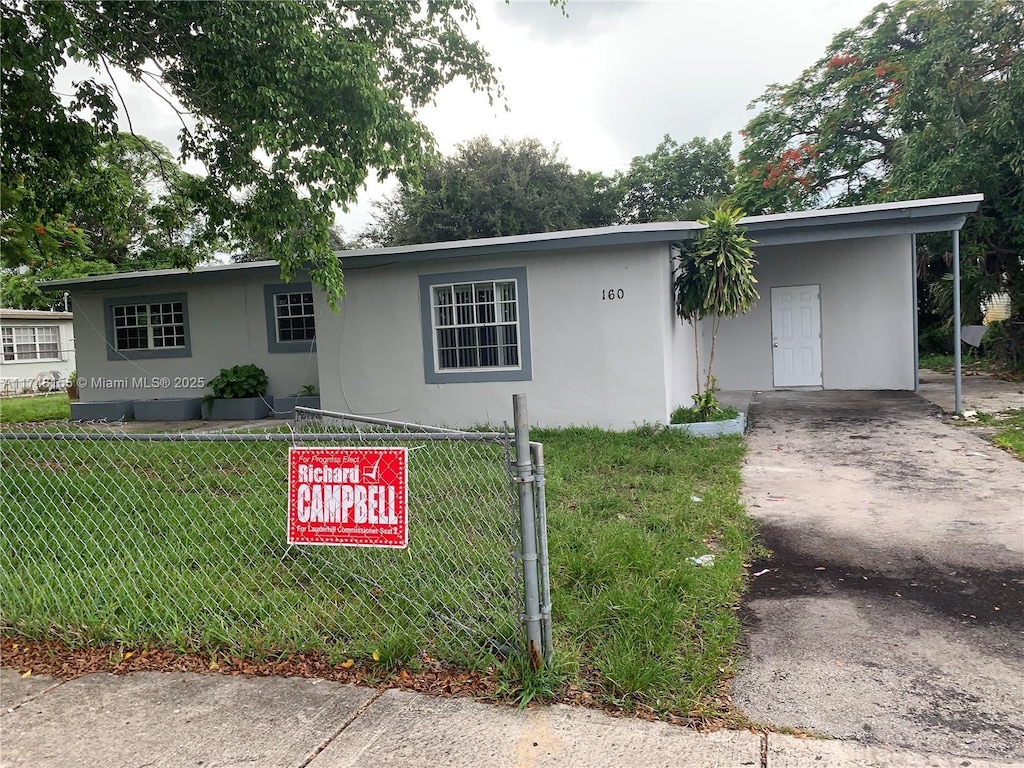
[712,194,982,411]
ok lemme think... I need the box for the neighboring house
[0,308,77,396]
[44,194,981,428]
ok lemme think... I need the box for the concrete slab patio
[732,389,1024,764]
[916,368,1023,415]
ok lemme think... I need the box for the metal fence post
[531,442,553,664]
[513,394,544,669]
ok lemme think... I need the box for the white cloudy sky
[59,0,882,235]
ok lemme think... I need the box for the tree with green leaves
[617,135,734,224]
[2,134,216,309]
[673,206,759,397]
[2,0,501,307]
[734,0,1023,324]
[362,136,618,246]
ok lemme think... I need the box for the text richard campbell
[78,376,206,390]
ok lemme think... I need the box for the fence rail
[1,397,551,669]
[1,373,70,397]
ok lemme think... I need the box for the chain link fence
[1,372,69,397]
[1,400,550,669]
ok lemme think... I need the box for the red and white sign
[287,447,408,548]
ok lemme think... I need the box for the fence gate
[1,395,551,670]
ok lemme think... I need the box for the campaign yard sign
[287,447,408,548]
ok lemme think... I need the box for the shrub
[208,364,268,400]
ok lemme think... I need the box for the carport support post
[912,233,919,391]
[952,230,963,415]
[513,394,544,670]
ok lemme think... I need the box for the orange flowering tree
[734,0,1024,323]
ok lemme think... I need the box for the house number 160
[602,288,625,300]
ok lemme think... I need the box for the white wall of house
[662,283,701,414]
[69,269,319,403]
[316,244,675,429]
[60,229,923,422]
[711,235,915,391]
[0,310,76,394]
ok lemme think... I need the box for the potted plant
[65,370,79,401]
[671,205,758,436]
[202,364,271,420]
[273,384,321,417]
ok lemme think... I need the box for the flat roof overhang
[41,194,983,291]
[740,194,983,246]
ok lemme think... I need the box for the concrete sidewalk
[2,670,1018,768]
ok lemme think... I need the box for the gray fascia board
[42,225,703,289]
[40,194,983,290]
[748,214,970,247]
[40,260,284,291]
[341,226,702,269]
[740,194,983,233]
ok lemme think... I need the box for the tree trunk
[693,320,702,394]
[706,313,721,393]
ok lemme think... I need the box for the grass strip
[532,426,758,717]
[0,393,70,424]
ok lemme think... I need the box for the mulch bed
[1,635,497,699]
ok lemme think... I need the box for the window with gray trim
[103,294,191,360]
[419,267,532,384]
[264,283,316,353]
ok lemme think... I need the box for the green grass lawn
[966,408,1024,460]
[0,393,70,423]
[536,427,756,717]
[1,425,757,719]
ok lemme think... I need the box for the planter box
[134,398,203,421]
[272,395,321,417]
[202,397,272,421]
[71,400,135,422]
[669,412,746,437]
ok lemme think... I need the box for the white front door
[771,285,822,387]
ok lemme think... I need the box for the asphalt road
[731,390,1024,764]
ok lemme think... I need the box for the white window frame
[263,283,316,353]
[431,280,521,372]
[274,290,313,342]
[419,267,532,384]
[1,325,62,362]
[103,294,191,361]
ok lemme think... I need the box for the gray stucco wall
[712,235,915,391]
[70,269,319,403]
[316,243,674,429]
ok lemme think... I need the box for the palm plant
[673,205,759,398]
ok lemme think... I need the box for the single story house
[0,308,76,396]
[45,194,982,428]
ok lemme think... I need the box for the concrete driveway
[731,390,1024,764]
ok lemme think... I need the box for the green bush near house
[207,364,269,400]
[670,404,739,424]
